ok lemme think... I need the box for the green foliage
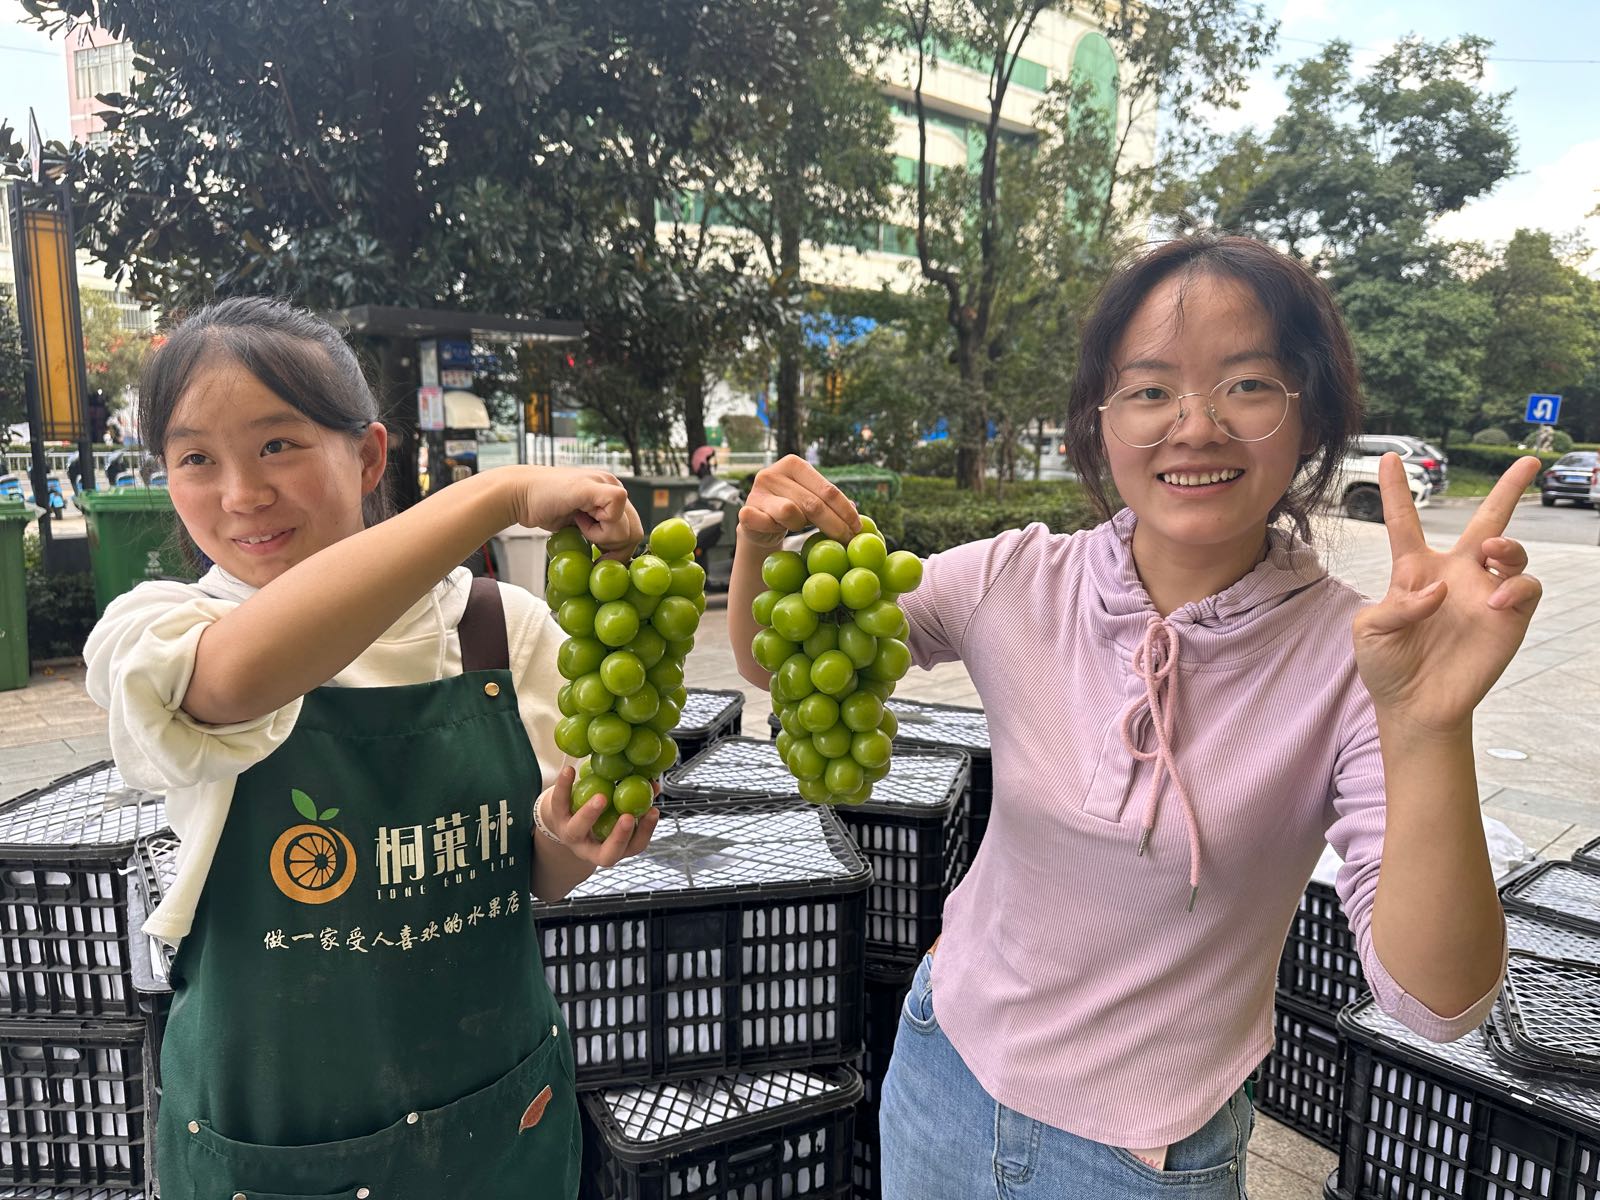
[1447,428,1475,447]
[23,549,96,660]
[81,292,153,410]
[1339,270,1491,442]
[1473,428,1510,445]
[1191,37,1515,282]
[0,293,25,452]
[1472,230,1600,429]
[907,439,957,477]
[1446,443,1562,473]
[1551,430,1574,453]
[858,475,1097,557]
[720,415,766,453]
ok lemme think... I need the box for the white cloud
[1431,138,1600,275]
[1279,0,1330,25]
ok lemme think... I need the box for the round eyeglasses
[1098,375,1299,449]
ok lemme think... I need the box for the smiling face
[1101,271,1314,566]
[164,357,387,587]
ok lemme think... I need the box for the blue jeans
[880,953,1253,1199]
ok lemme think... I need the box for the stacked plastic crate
[666,688,745,766]
[1328,851,1600,1200]
[536,795,873,1199]
[667,733,971,1199]
[1261,877,1363,1150]
[0,763,167,1197]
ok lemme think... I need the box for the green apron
[156,581,580,1200]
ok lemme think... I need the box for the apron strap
[458,576,511,672]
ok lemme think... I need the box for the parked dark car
[1540,450,1599,507]
[1353,434,1449,494]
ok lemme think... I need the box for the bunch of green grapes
[752,516,924,805]
[547,517,705,838]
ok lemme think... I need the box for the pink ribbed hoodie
[900,509,1502,1147]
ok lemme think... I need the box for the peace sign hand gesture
[1352,454,1544,734]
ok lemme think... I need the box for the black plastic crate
[583,1065,861,1200]
[669,689,745,765]
[664,738,969,965]
[1502,861,1600,937]
[532,801,871,1090]
[0,1017,151,1191]
[769,699,992,880]
[854,963,914,1200]
[0,763,167,1019]
[1573,835,1600,875]
[1278,879,1364,1017]
[124,834,178,998]
[1506,911,1600,963]
[1335,995,1600,1200]
[1259,993,1345,1151]
[1498,952,1600,1076]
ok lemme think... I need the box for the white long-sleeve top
[84,566,565,943]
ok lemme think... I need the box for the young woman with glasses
[726,233,1541,1198]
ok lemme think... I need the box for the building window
[74,42,133,102]
[86,130,114,151]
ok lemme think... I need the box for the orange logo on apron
[269,788,357,904]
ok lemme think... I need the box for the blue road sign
[1525,394,1562,424]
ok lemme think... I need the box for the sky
[1205,0,1600,273]
[0,0,1595,271]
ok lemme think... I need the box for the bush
[1446,428,1475,448]
[858,475,1098,557]
[1443,443,1565,474]
[1551,430,1574,453]
[1474,427,1510,445]
[720,415,765,453]
[906,439,956,478]
[20,531,98,660]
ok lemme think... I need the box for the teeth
[240,532,282,544]
[1161,469,1242,487]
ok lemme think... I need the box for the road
[1419,497,1598,545]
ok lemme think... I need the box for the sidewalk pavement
[1,515,1594,1199]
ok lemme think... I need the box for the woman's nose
[220,465,275,512]
[1167,397,1229,447]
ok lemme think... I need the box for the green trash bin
[77,489,197,614]
[620,476,703,535]
[818,465,901,505]
[0,498,32,691]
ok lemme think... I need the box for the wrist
[1375,708,1473,750]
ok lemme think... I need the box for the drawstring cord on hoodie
[1119,615,1203,912]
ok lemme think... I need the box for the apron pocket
[178,1025,579,1200]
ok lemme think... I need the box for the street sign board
[1525,394,1562,424]
[418,339,439,389]
[417,386,444,432]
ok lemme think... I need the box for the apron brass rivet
[484,681,500,697]
[186,1120,199,1134]
[357,1190,371,1199]
[551,1023,559,1037]
[233,1193,246,1200]
[406,1111,419,1124]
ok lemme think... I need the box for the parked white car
[1314,449,1431,522]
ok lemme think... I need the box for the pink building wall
[63,26,127,144]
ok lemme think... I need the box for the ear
[358,422,389,494]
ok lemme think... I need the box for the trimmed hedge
[1444,443,1566,473]
[857,476,1099,558]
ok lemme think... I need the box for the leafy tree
[80,291,151,410]
[892,0,1276,489]
[1338,269,1491,444]
[711,0,897,458]
[1189,36,1516,283]
[1472,230,1600,432]
[0,293,25,451]
[14,0,820,506]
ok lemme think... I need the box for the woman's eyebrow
[167,414,308,441]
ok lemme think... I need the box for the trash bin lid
[0,497,36,523]
[76,488,176,513]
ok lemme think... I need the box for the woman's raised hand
[514,467,642,559]
[1352,453,1543,734]
[739,455,861,550]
